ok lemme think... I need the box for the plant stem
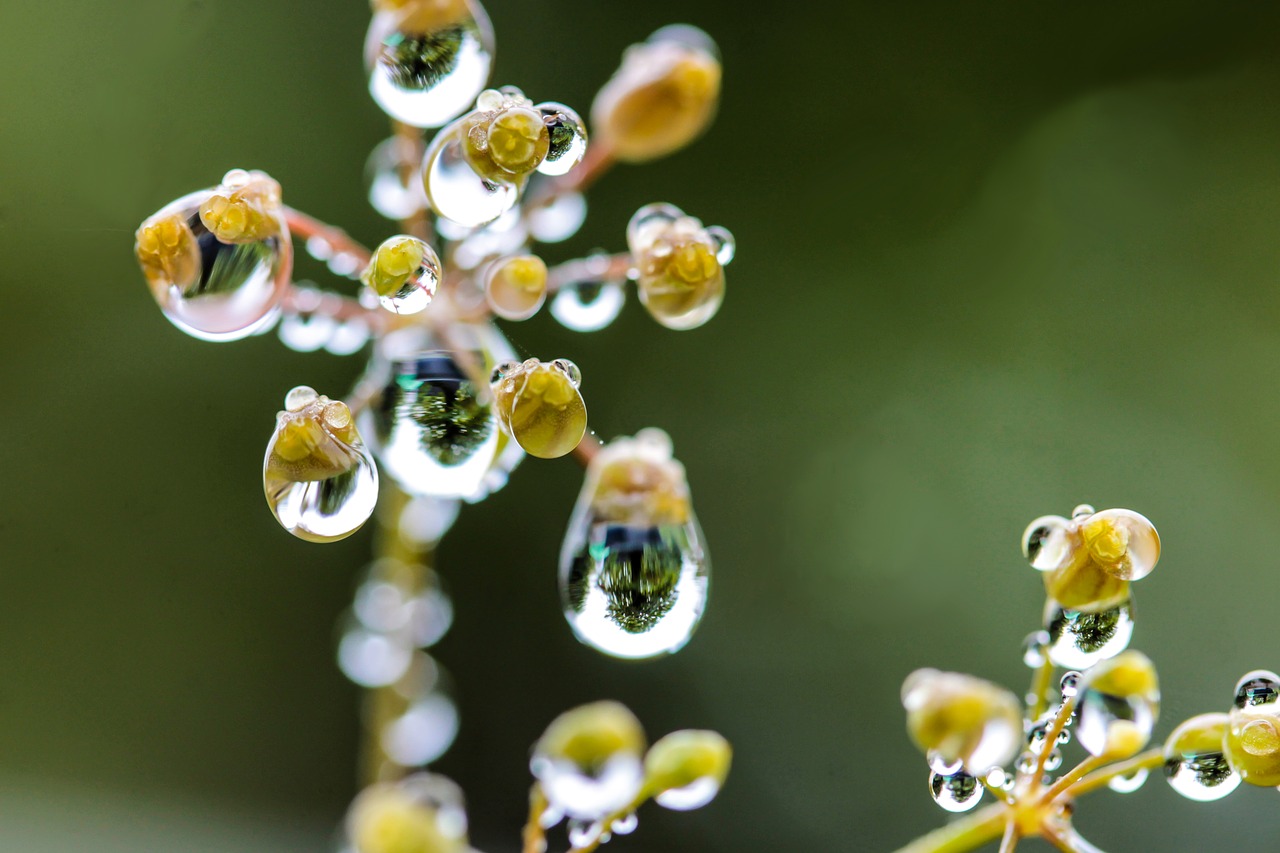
[523,783,550,853]
[1028,693,1078,790]
[546,253,634,293]
[1065,748,1163,799]
[889,805,1008,853]
[997,818,1019,853]
[283,207,373,269]
[1029,656,1055,721]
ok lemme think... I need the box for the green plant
[895,504,1278,853]
[131,0,734,848]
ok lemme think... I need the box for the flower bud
[485,254,548,320]
[901,669,1021,773]
[643,729,731,810]
[1075,651,1160,759]
[1022,506,1159,611]
[346,775,468,853]
[489,358,586,458]
[627,203,732,331]
[1224,670,1280,786]
[531,701,647,821]
[1163,712,1240,801]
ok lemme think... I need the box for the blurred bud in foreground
[531,701,647,821]
[346,774,468,853]
[900,669,1021,774]
[643,729,731,810]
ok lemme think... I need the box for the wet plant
[895,504,1276,853]
[133,1,732,849]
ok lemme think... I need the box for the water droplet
[398,495,461,546]
[1026,720,1051,755]
[1042,748,1063,772]
[360,326,519,500]
[1071,504,1096,518]
[551,280,626,332]
[279,312,336,352]
[1044,598,1134,669]
[382,692,459,767]
[566,820,597,848]
[535,102,588,176]
[327,319,371,356]
[1022,515,1074,571]
[1234,670,1280,709]
[1079,508,1160,581]
[1108,767,1149,793]
[338,619,412,687]
[264,389,378,543]
[423,118,519,227]
[526,190,586,243]
[1075,679,1158,758]
[627,203,725,330]
[365,0,494,128]
[362,236,441,315]
[929,769,983,813]
[1163,713,1240,801]
[610,813,638,835]
[136,187,291,341]
[985,767,1010,790]
[929,751,963,775]
[1022,630,1050,668]
[560,432,709,659]
[1060,672,1081,697]
[490,358,587,458]
[366,136,427,221]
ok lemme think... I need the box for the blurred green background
[4,0,1280,849]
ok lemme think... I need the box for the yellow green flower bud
[485,254,548,320]
[592,27,721,163]
[901,669,1021,772]
[198,169,283,244]
[627,203,729,331]
[362,235,441,314]
[1024,506,1159,611]
[536,701,646,768]
[463,95,550,182]
[584,428,692,527]
[135,213,200,292]
[531,701,647,821]
[1163,713,1239,802]
[490,358,586,459]
[643,730,731,810]
[1075,651,1160,759]
[346,776,467,853]
[1225,687,1280,787]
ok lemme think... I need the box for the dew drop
[1060,672,1081,697]
[1233,670,1280,709]
[929,769,983,813]
[1075,680,1157,758]
[1044,599,1134,669]
[136,189,291,342]
[1164,713,1240,801]
[338,621,412,687]
[928,750,963,775]
[381,692,459,767]
[551,281,627,332]
[566,821,597,848]
[535,102,588,176]
[363,236,441,315]
[610,813,638,835]
[366,0,494,128]
[1022,515,1074,571]
[1042,749,1063,772]
[527,190,587,243]
[366,136,427,220]
[1108,767,1149,794]
[423,119,519,227]
[1022,630,1050,668]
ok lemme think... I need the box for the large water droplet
[136,189,291,341]
[532,748,644,823]
[1044,598,1134,669]
[1163,713,1240,801]
[359,326,520,500]
[264,389,378,543]
[1075,678,1157,758]
[365,0,494,128]
[1233,670,1280,709]
[1022,515,1074,571]
[929,769,983,813]
[423,119,519,227]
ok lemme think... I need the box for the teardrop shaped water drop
[1044,598,1134,669]
[1163,713,1241,802]
[423,119,519,227]
[365,0,494,128]
[1022,514,1074,571]
[559,431,709,659]
[136,185,291,342]
[929,769,983,813]
[264,388,378,543]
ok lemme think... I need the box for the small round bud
[1163,712,1240,801]
[901,669,1022,773]
[198,169,283,244]
[490,358,587,458]
[1225,681,1280,787]
[362,235,442,315]
[346,775,468,853]
[485,254,548,320]
[592,26,721,163]
[643,730,731,810]
[627,203,729,330]
[532,701,646,821]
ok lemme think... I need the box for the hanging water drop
[610,813,638,835]
[1163,713,1241,801]
[560,430,710,659]
[423,115,520,226]
[551,280,627,332]
[1022,514,1074,571]
[1107,767,1149,794]
[490,358,587,459]
[929,769,983,813]
[627,202,729,330]
[365,0,494,128]
[264,387,379,543]
[1059,671,1081,697]
[1021,630,1049,667]
[1074,652,1159,759]
[531,702,647,822]
[535,102,588,176]
[362,235,441,315]
[135,170,291,342]
[1044,598,1134,669]
[644,730,732,811]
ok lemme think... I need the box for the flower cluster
[133,0,735,848]
[896,505,1278,853]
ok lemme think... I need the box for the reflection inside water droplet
[929,769,982,813]
[1044,598,1134,669]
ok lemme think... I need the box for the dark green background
[3,0,1280,849]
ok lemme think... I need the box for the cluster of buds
[895,506,1280,853]
[134,0,735,849]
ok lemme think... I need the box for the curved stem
[546,253,634,293]
[284,207,373,269]
[890,805,1008,853]
[522,784,550,853]
[1064,748,1163,799]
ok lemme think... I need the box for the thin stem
[572,433,604,467]
[1029,694,1078,790]
[283,284,387,329]
[522,783,550,853]
[1065,748,1163,799]
[889,805,1008,853]
[1042,756,1104,803]
[1029,656,1055,721]
[284,207,373,269]
[997,818,1019,853]
[546,253,634,293]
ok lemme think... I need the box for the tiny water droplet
[1107,767,1149,793]
[366,0,494,128]
[610,812,638,835]
[1022,515,1074,571]
[1234,670,1280,709]
[1042,748,1063,772]
[929,769,983,813]
[1044,599,1135,669]
[551,280,626,332]
[1060,672,1081,697]
[1022,630,1050,668]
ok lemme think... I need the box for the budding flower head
[627,203,733,331]
[1022,505,1159,611]
[489,358,586,459]
[901,669,1021,773]
[484,254,547,320]
[461,88,587,182]
[1075,651,1160,759]
[592,25,722,163]
[346,774,468,853]
[643,729,731,810]
[1224,670,1280,786]
[363,235,442,314]
[198,169,283,244]
[532,700,647,821]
